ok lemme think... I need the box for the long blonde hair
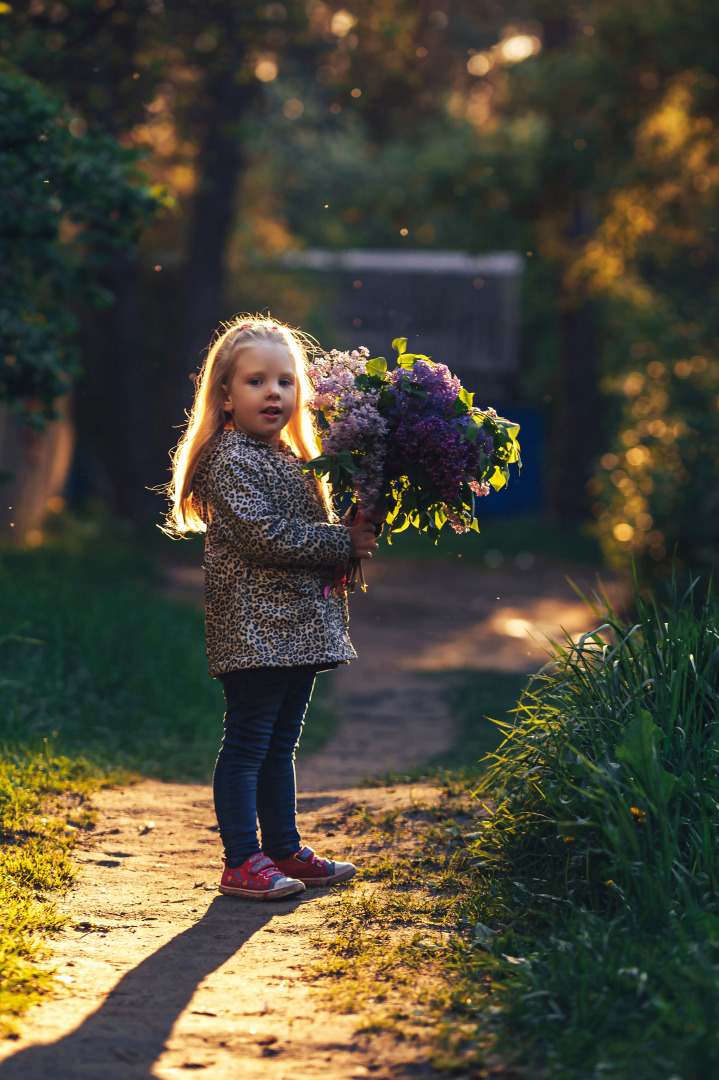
[167,315,325,533]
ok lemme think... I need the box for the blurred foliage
[0,62,161,426]
[250,0,719,578]
[2,0,718,575]
[498,4,719,577]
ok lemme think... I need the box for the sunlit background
[1,0,718,582]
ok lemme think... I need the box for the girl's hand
[361,507,388,528]
[347,518,379,559]
[357,504,388,540]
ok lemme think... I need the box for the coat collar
[221,428,293,457]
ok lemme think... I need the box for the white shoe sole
[300,865,357,888]
[218,880,305,900]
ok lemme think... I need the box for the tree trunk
[0,400,74,543]
[99,252,158,521]
[549,293,600,524]
[548,193,601,525]
[177,74,259,420]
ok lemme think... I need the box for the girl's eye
[280,379,293,387]
[249,378,262,385]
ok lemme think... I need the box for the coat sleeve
[209,454,352,568]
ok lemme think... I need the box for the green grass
[378,514,603,569]
[315,578,719,1078]
[0,745,125,1034]
[0,537,337,780]
[456,576,719,1077]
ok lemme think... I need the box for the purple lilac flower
[476,429,494,456]
[395,415,479,503]
[307,346,504,521]
[455,413,494,456]
[390,360,461,414]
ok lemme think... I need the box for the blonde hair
[167,315,326,533]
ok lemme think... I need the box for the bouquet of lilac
[304,337,521,592]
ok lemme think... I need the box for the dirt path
[0,558,621,1078]
[0,780,443,1080]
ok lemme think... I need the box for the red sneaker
[219,853,305,900]
[273,846,357,888]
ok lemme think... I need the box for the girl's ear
[220,385,232,413]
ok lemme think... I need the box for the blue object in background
[478,404,543,518]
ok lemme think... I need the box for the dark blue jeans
[213,666,316,867]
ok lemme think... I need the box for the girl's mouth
[262,407,281,416]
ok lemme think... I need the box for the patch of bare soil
[0,780,445,1080]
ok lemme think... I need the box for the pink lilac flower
[308,349,387,510]
[444,508,472,534]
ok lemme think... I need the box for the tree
[0,63,159,427]
[489,0,719,574]
[2,0,172,517]
[254,0,719,576]
[4,1,339,508]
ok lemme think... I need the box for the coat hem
[209,653,356,679]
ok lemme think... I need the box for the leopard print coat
[192,429,356,676]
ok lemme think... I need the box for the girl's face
[222,342,297,444]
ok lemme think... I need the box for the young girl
[168,317,379,900]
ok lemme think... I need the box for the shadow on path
[0,896,296,1080]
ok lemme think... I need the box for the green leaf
[302,454,331,476]
[355,373,384,391]
[556,819,596,837]
[616,709,679,804]
[488,466,506,492]
[388,514,411,537]
[335,449,358,475]
[465,416,481,444]
[459,387,474,409]
[366,356,387,376]
[392,336,407,355]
